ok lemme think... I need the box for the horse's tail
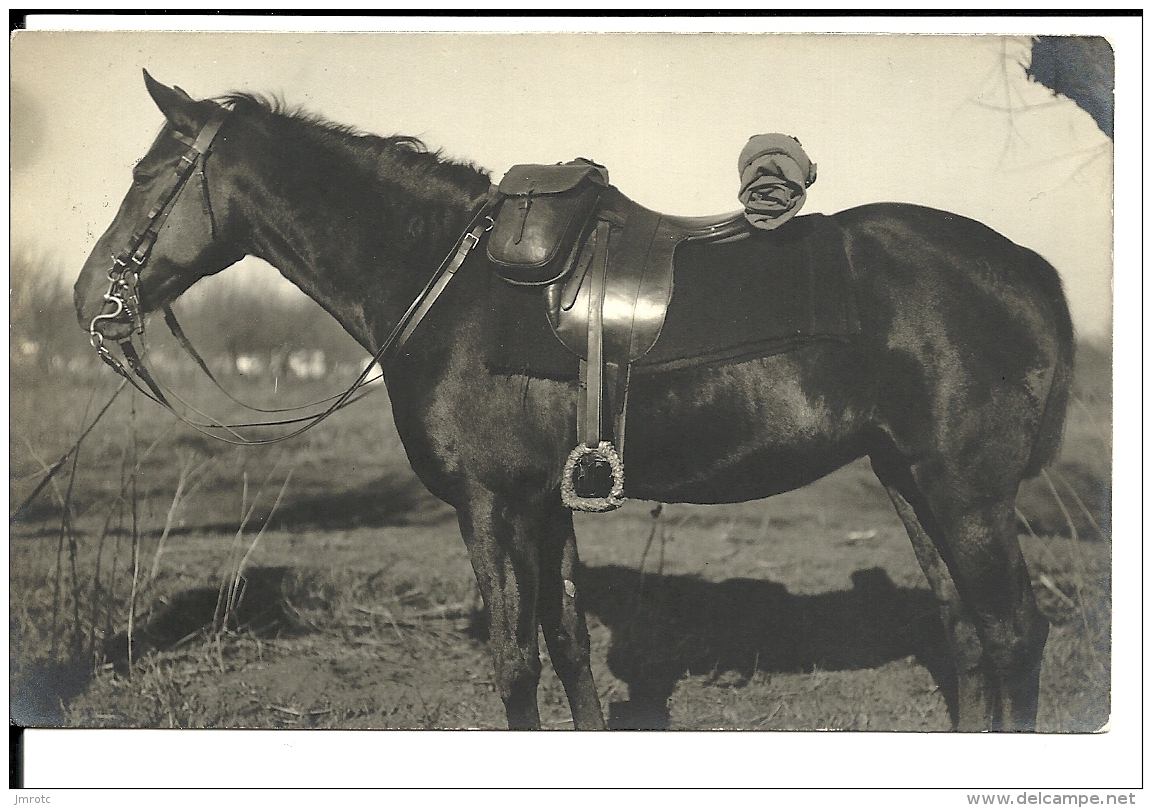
[1022,246,1077,479]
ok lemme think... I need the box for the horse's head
[75,70,246,344]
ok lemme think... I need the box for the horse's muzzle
[82,295,135,344]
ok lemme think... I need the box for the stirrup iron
[562,441,625,513]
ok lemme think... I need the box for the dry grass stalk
[148,457,194,582]
[13,433,70,511]
[634,503,666,617]
[65,481,84,652]
[83,423,184,671]
[49,388,99,658]
[127,395,141,677]
[214,470,254,632]
[213,465,294,634]
[1015,506,1064,570]
[149,453,216,581]
[1040,468,1106,676]
[11,378,127,522]
[40,408,180,667]
[1040,468,1080,544]
[88,503,118,668]
[110,447,127,657]
[1051,468,1106,541]
[1070,393,1108,442]
[354,604,410,646]
[410,603,474,620]
[1038,573,1077,608]
[235,469,293,578]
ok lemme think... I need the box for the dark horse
[75,74,1074,731]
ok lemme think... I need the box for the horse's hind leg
[872,455,1048,731]
[951,496,1047,731]
[871,456,988,729]
[933,487,1047,731]
[538,501,606,729]
[456,486,544,729]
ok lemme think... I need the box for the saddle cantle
[487,164,755,512]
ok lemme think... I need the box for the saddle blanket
[484,213,860,379]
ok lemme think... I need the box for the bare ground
[11,349,1111,732]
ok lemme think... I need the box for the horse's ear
[143,69,201,135]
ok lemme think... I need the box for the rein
[90,106,499,446]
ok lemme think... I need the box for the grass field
[10,341,1112,731]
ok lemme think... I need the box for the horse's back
[833,202,1074,480]
[833,202,1071,362]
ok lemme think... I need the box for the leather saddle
[487,162,751,511]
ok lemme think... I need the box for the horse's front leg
[538,500,606,729]
[456,484,545,729]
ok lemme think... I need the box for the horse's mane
[211,92,494,264]
[218,92,492,204]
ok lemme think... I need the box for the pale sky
[11,23,1119,339]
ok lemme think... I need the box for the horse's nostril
[92,319,132,343]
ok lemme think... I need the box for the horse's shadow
[576,565,953,729]
[272,473,456,530]
[78,564,951,731]
[101,566,311,676]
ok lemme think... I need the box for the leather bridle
[90,107,229,369]
[89,105,499,445]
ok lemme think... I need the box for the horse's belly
[620,356,872,504]
[624,434,866,504]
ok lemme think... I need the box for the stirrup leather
[562,218,627,512]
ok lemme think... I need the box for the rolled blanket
[738,133,817,231]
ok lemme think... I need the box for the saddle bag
[487,159,609,285]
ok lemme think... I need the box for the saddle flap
[547,189,675,365]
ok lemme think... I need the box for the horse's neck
[239,166,480,355]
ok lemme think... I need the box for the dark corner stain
[11,624,92,728]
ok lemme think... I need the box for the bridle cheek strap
[106,108,229,311]
[91,106,229,365]
[138,106,229,259]
[171,112,227,238]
